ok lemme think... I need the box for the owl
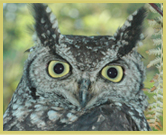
[3,3,151,131]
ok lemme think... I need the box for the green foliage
[144,3,163,131]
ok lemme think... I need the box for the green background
[3,3,161,130]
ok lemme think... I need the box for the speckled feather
[3,3,151,131]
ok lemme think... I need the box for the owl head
[21,4,148,112]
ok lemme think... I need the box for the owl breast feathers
[3,3,151,131]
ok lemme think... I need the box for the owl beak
[79,79,91,108]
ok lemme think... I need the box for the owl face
[28,42,145,110]
[24,4,148,111]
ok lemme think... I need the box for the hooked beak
[79,79,91,108]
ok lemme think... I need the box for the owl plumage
[3,3,151,131]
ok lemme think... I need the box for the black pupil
[107,67,118,78]
[54,63,64,74]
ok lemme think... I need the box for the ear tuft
[32,3,61,47]
[114,7,147,58]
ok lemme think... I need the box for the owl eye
[47,61,70,78]
[101,66,123,82]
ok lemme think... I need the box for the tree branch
[149,3,163,16]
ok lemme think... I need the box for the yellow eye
[101,66,123,82]
[47,61,70,78]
